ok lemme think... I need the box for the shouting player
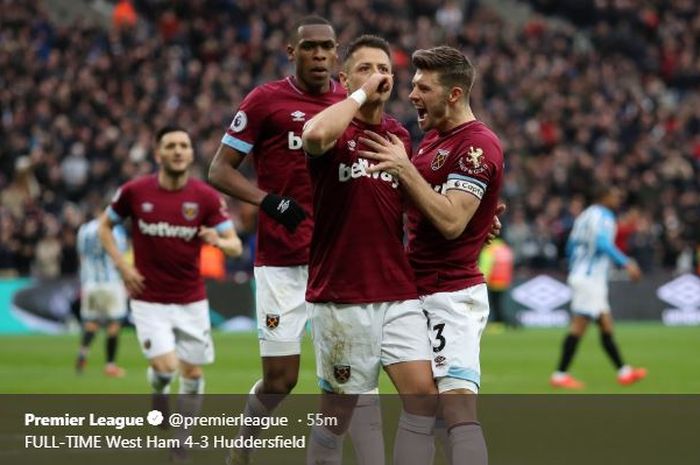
[99,125,242,406]
[302,35,438,465]
[360,46,504,465]
[209,17,384,465]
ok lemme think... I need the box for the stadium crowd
[1,0,698,279]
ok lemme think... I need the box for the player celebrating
[550,185,646,389]
[75,210,129,378]
[209,17,384,465]
[302,35,438,465]
[359,46,504,465]
[99,125,242,403]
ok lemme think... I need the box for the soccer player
[75,211,129,378]
[99,125,242,401]
[302,35,438,465]
[359,45,504,465]
[550,185,646,389]
[209,17,384,465]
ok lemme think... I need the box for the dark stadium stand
[0,0,698,279]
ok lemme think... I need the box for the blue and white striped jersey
[566,204,630,280]
[77,219,128,284]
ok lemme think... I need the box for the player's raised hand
[359,131,409,177]
[118,263,145,297]
[361,73,393,101]
[260,193,307,232]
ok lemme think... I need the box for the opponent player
[75,211,128,378]
[302,35,438,465]
[550,185,646,389]
[209,17,383,465]
[99,125,242,400]
[359,45,504,465]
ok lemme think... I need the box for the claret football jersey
[108,175,232,303]
[306,116,418,304]
[221,77,346,267]
[408,120,504,294]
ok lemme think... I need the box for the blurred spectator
[112,0,137,30]
[0,0,697,279]
[0,210,20,276]
[479,238,515,326]
[1,157,40,219]
[436,1,464,35]
[33,214,62,279]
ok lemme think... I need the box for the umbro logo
[347,140,357,151]
[141,202,154,212]
[277,199,290,213]
[291,111,306,122]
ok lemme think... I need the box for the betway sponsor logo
[138,219,198,241]
[339,158,398,188]
[288,132,302,150]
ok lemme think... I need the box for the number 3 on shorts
[432,323,446,353]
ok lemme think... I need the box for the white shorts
[421,284,490,394]
[80,282,127,321]
[130,299,214,365]
[254,265,309,357]
[309,299,431,394]
[568,275,609,319]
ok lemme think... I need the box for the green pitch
[0,323,698,394]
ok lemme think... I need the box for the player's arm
[209,145,266,205]
[209,139,306,232]
[402,167,480,240]
[302,73,392,156]
[595,228,641,280]
[198,224,243,257]
[98,210,145,296]
[359,131,479,239]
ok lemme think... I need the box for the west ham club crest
[431,149,450,171]
[182,202,199,221]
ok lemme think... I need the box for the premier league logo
[182,202,199,221]
[333,365,351,384]
[230,111,247,133]
[431,149,449,171]
[265,314,280,329]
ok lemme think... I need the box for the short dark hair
[343,34,391,66]
[412,46,476,98]
[290,15,333,43]
[155,125,188,144]
[592,185,618,202]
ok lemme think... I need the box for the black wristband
[260,194,306,232]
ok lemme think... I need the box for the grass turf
[0,323,697,394]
